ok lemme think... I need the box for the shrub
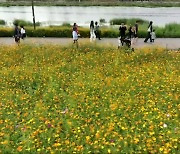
[0,23,180,38]
[13,19,41,27]
[62,22,71,27]
[99,18,106,23]
[0,28,13,37]
[110,18,149,25]
[0,20,6,25]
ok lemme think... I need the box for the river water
[0,6,180,27]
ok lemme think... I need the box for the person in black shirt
[128,24,132,39]
[14,24,20,44]
[144,21,153,43]
[94,21,101,40]
[119,23,127,46]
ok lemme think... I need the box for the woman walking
[131,26,137,46]
[72,23,79,47]
[90,21,96,42]
[144,21,153,43]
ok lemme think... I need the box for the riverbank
[1,23,180,38]
[0,1,180,7]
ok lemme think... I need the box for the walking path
[0,37,180,49]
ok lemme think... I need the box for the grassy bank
[1,1,180,7]
[0,44,179,153]
[1,23,180,38]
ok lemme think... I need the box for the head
[121,23,124,26]
[150,21,153,25]
[90,21,94,28]
[132,26,136,31]
[153,29,155,32]
[20,25,24,28]
[95,21,98,25]
[73,23,76,26]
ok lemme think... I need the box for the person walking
[14,24,21,45]
[90,21,96,42]
[131,26,137,46]
[20,25,26,40]
[94,21,101,40]
[72,23,79,47]
[144,21,153,43]
[128,24,132,39]
[135,21,139,38]
[119,23,127,46]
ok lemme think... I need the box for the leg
[98,31,101,40]
[150,34,152,42]
[121,36,125,46]
[144,32,151,42]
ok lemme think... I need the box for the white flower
[163,123,167,128]
[167,114,170,117]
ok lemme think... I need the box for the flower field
[0,44,179,153]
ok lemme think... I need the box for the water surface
[0,6,180,26]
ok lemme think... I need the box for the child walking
[151,29,156,42]
[20,26,26,40]
[72,23,79,47]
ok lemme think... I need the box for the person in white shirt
[20,26,26,39]
[90,21,96,42]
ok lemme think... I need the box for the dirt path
[0,37,180,49]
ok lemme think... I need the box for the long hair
[90,21,94,29]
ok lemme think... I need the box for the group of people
[90,21,101,41]
[14,20,155,48]
[72,20,101,45]
[118,20,156,48]
[72,20,156,48]
[118,21,138,48]
[14,24,26,44]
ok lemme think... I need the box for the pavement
[0,37,180,49]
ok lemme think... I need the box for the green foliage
[0,20,6,25]
[1,0,180,7]
[13,19,41,27]
[99,18,106,23]
[0,28,13,37]
[61,22,71,27]
[0,22,180,38]
[110,18,149,25]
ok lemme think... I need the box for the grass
[1,1,180,7]
[0,44,179,153]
